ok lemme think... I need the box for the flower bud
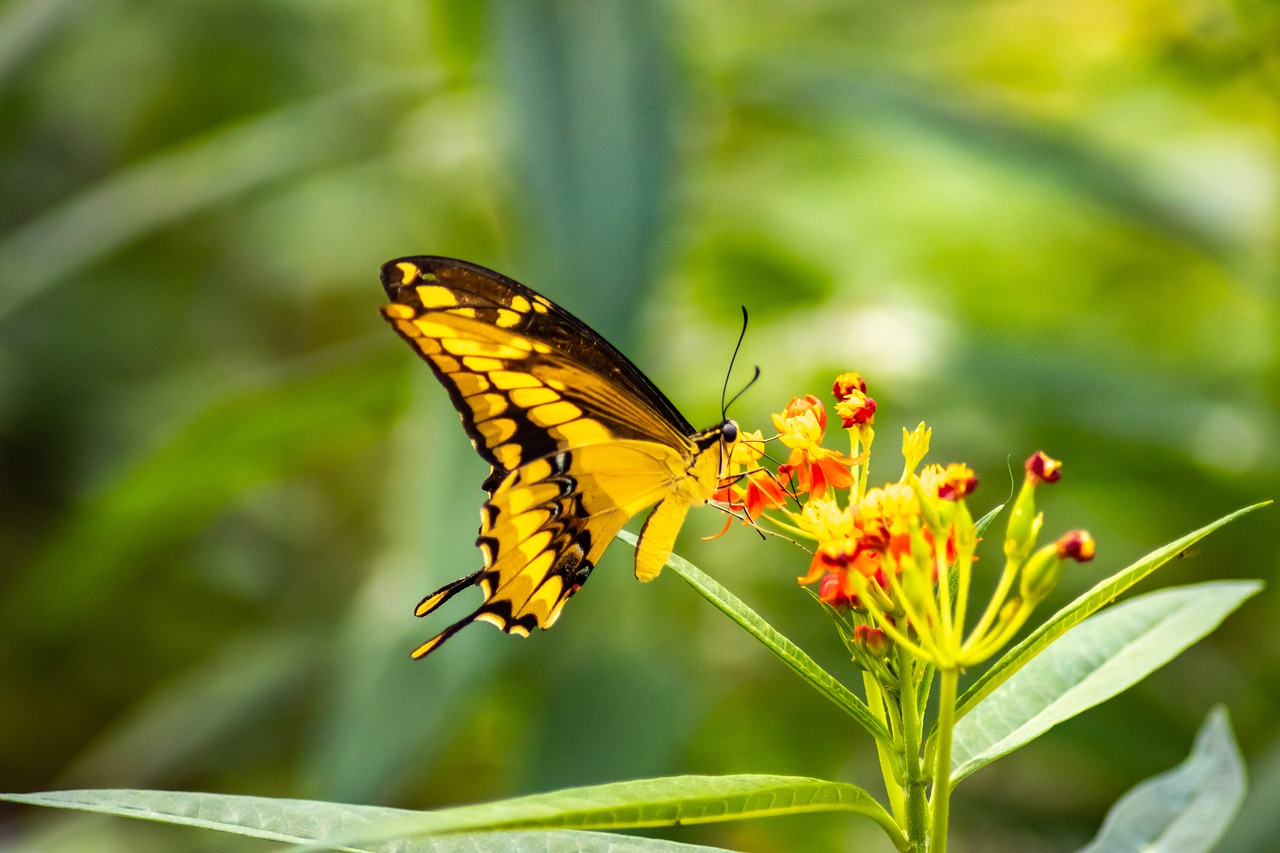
[832,372,868,400]
[1025,451,1062,485]
[901,423,931,475]
[853,624,890,657]
[1019,544,1063,605]
[836,392,877,427]
[1056,530,1095,562]
[1004,482,1043,563]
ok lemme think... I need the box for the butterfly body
[380,257,735,658]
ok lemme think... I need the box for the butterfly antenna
[720,307,756,420]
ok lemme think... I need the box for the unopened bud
[1019,545,1063,604]
[1056,530,1095,562]
[1025,451,1062,485]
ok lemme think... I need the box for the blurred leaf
[58,628,317,787]
[952,503,1268,724]
[619,531,890,746]
[1076,706,1244,853]
[0,0,84,89]
[950,581,1261,783]
[0,74,437,319]
[490,0,673,345]
[1216,729,1280,853]
[6,347,406,634]
[747,68,1241,261]
[302,392,507,803]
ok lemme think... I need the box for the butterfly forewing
[380,256,733,657]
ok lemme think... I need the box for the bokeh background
[1,1,1276,850]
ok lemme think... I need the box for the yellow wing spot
[501,483,559,515]
[432,354,460,374]
[449,307,478,319]
[531,297,551,314]
[552,419,612,446]
[412,318,458,339]
[529,401,582,427]
[463,356,505,372]
[524,577,565,622]
[531,342,552,354]
[503,336,534,352]
[442,338,529,359]
[413,337,442,355]
[475,393,508,419]
[395,262,420,284]
[477,417,517,445]
[490,370,543,390]
[509,294,532,313]
[494,442,523,470]
[416,284,458,308]
[383,304,415,320]
[476,611,510,631]
[545,378,566,391]
[495,308,522,328]
[543,593,571,628]
[453,371,490,396]
[509,386,560,407]
[518,530,554,561]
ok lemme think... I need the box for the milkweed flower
[736,374,1093,672]
[773,396,857,499]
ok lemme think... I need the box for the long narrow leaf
[954,503,1267,722]
[950,581,1260,783]
[617,532,889,745]
[1077,706,1244,853]
[300,775,900,852]
[0,777,902,852]
[0,74,435,319]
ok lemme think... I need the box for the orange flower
[835,391,877,427]
[920,463,978,501]
[772,395,856,499]
[715,429,789,520]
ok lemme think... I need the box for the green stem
[897,649,929,852]
[929,668,959,853]
[863,671,906,823]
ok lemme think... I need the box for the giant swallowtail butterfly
[381,257,737,658]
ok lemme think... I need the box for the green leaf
[0,75,436,319]
[0,777,901,852]
[953,503,1268,723]
[301,775,899,852]
[5,350,405,635]
[617,531,890,745]
[950,581,1261,783]
[1077,706,1245,853]
[752,68,1238,260]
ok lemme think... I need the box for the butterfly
[380,256,738,658]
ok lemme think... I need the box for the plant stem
[863,671,906,822]
[929,668,959,853]
[897,650,929,852]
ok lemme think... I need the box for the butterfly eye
[722,420,739,444]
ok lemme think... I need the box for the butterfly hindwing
[380,256,734,657]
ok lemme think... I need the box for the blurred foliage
[0,0,1276,850]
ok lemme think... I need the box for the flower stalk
[717,373,1095,851]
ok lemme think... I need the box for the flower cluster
[718,372,1094,673]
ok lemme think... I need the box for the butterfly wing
[381,256,696,488]
[380,257,730,657]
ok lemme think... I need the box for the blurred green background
[1,0,1276,850]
